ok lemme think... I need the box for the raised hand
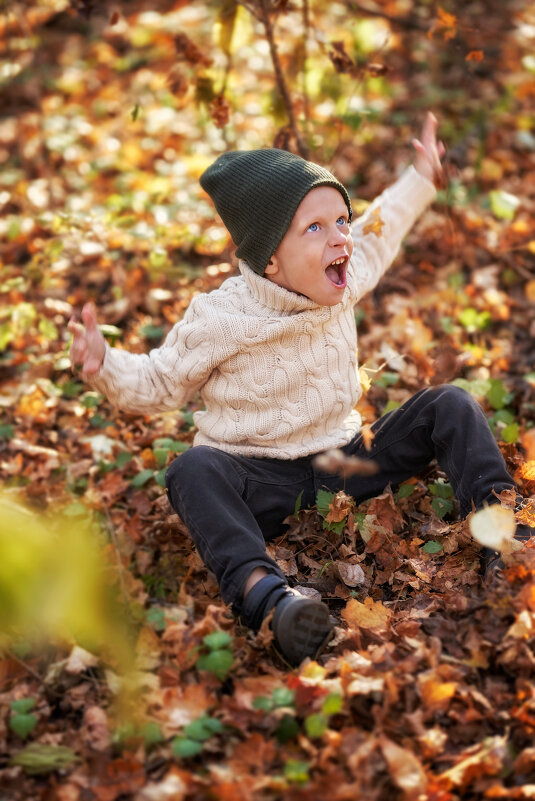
[412,112,445,185]
[67,303,106,376]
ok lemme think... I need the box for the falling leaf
[210,94,230,129]
[469,505,516,551]
[466,50,484,61]
[342,597,392,631]
[362,207,385,237]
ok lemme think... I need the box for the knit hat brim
[200,149,352,276]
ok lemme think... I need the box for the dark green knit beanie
[200,148,352,276]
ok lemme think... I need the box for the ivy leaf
[196,649,234,681]
[172,737,203,758]
[203,631,232,650]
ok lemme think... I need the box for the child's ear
[264,257,279,276]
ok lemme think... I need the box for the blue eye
[307,222,319,232]
[336,216,348,226]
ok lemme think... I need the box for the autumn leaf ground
[2,2,535,799]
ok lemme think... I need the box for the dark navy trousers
[166,386,514,607]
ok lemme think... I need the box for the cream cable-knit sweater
[89,166,436,459]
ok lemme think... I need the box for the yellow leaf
[525,281,535,303]
[358,366,372,393]
[362,207,385,238]
[342,596,392,631]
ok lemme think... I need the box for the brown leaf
[381,737,427,800]
[210,94,230,129]
[325,490,353,523]
[82,706,110,751]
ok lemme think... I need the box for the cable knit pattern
[89,167,435,459]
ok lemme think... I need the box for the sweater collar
[239,260,323,313]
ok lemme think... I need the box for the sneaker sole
[273,599,333,666]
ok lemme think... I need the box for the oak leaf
[381,737,427,800]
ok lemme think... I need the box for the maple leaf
[428,6,458,41]
[362,207,385,237]
[342,596,392,631]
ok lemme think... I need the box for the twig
[302,0,310,124]
[258,0,308,158]
[346,0,428,32]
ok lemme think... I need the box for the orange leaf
[325,490,353,523]
[362,207,385,238]
[522,430,535,460]
[342,596,392,631]
[419,671,457,711]
[466,50,484,61]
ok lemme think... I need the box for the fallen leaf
[342,597,392,631]
[381,736,427,800]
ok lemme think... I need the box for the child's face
[264,186,353,306]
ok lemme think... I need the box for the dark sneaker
[241,574,334,666]
[271,590,333,666]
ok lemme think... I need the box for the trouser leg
[320,385,514,516]
[165,446,315,608]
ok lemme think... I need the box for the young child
[69,114,531,666]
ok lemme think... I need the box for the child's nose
[328,227,348,246]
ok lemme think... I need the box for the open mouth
[325,256,348,288]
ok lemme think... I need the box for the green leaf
[131,104,140,122]
[304,713,328,739]
[489,189,520,221]
[431,496,455,519]
[252,696,273,712]
[397,482,415,499]
[139,324,165,341]
[421,540,443,554]
[203,631,232,650]
[61,380,84,398]
[272,687,295,708]
[458,308,492,333]
[153,448,169,468]
[114,451,132,468]
[284,758,310,785]
[275,714,300,744]
[171,736,203,758]
[323,517,347,535]
[184,716,223,742]
[145,606,166,631]
[140,721,164,748]
[501,422,519,443]
[130,469,154,488]
[294,489,304,519]
[154,468,167,487]
[316,488,335,518]
[38,318,58,341]
[10,713,37,739]
[10,699,36,714]
[10,744,79,774]
[429,480,454,499]
[196,649,234,681]
[153,438,190,453]
[486,379,512,410]
[322,693,343,715]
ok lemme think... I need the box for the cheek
[346,233,354,256]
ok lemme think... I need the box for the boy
[70,114,531,666]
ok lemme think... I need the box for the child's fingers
[82,302,99,331]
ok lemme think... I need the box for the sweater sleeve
[87,293,228,414]
[347,166,436,302]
